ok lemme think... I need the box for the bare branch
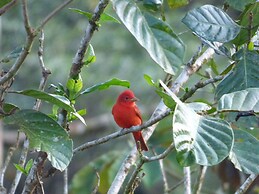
[70,0,110,79]
[193,166,207,194]
[0,0,18,16]
[21,0,33,36]
[181,75,224,102]
[91,170,100,194]
[184,167,191,194]
[0,132,20,193]
[63,169,68,194]
[234,174,258,194]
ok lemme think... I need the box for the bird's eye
[125,97,129,100]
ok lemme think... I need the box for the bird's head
[117,90,139,105]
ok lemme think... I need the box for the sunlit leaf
[80,78,130,95]
[182,5,240,43]
[84,44,96,66]
[230,130,259,174]
[14,89,74,112]
[218,88,259,113]
[167,0,189,9]
[4,110,73,171]
[66,75,83,100]
[215,50,259,99]
[160,81,234,166]
[112,0,185,74]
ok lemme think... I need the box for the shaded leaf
[225,0,256,11]
[80,78,130,95]
[215,50,259,99]
[0,47,24,64]
[230,130,259,174]
[14,89,74,112]
[218,88,259,113]
[232,3,259,45]
[4,110,73,171]
[143,0,162,11]
[112,0,185,74]
[182,5,240,43]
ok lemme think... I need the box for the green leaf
[160,81,234,166]
[68,109,87,122]
[14,89,74,112]
[215,50,259,100]
[232,3,259,45]
[218,88,259,113]
[186,102,211,113]
[71,112,87,126]
[84,44,96,66]
[0,47,24,64]
[144,74,156,86]
[182,5,240,43]
[66,75,83,100]
[111,0,185,75]
[4,110,73,171]
[167,0,189,9]
[25,159,33,174]
[230,130,259,174]
[0,103,19,118]
[69,8,92,20]
[225,0,256,11]
[14,164,27,175]
[80,78,130,95]
[156,90,176,110]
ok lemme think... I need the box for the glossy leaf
[230,130,259,174]
[232,3,259,45]
[182,5,240,43]
[112,0,185,74]
[160,81,234,166]
[80,78,130,95]
[4,110,73,171]
[143,0,162,11]
[84,44,96,66]
[66,75,83,100]
[225,0,256,11]
[215,50,259,100]
[15,89,74,112]
[218,88,259,113]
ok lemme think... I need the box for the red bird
[112,90,148,151]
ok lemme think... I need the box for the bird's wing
[134,105,143,124]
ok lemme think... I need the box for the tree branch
[108,45,219,193]
[184,167,191,194]
[0,0,18,16]
[193,166,207,194]
[234,174,258,194]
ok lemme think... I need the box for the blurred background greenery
[2,0,256,193]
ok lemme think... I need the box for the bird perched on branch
[112,90,148,151]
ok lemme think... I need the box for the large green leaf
[160,81,234,166]
[111,0,185,75]
[232,3,259,45]
[230,130,259,174]
[4,110,73,171]
[225,0,256,11]
[80,78,130,95]
[15,89,74,112]
[218,88,259,113]
[215,50,259,99]
[182,5,240,43]
[0,0,11,8]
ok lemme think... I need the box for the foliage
[0,0,259,193]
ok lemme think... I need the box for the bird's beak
[130,97,139,102]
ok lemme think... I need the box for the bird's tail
[132,131,148,151]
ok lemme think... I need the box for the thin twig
[181,75,224,102]
[0,132,20,193]
[234,174,258,194]
[0,0,18,16]
[193,166,207,194]
[63,169,68,194]
[184,167,191,194]
[167,178,185,193]
[158,151,169,194]
[91,170,100,194]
